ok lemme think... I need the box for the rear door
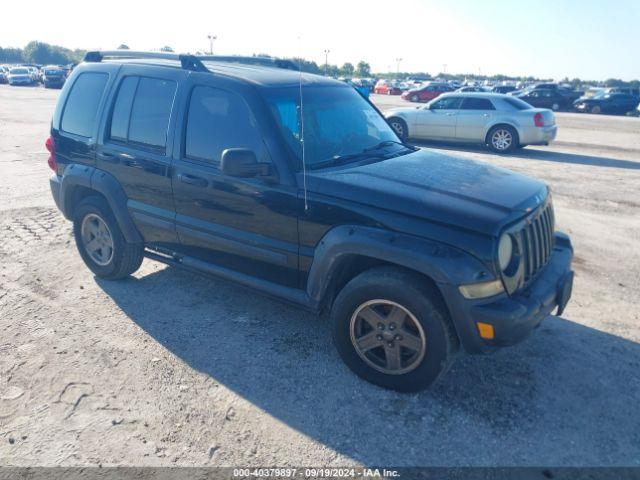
[415,96,462,139]
[455,97,497,141]
[96,65,188,246]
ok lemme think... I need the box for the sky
[2,0,639,80]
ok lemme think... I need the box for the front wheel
[487,125,519,153]
[591,105,601,114]
[388,117,408,141]
[73,196,144,280]
[331,267,458,392]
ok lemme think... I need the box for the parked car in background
[401,82,453,102]
[605,86,639,100]
[42,66,67,89]
[0,66,9,84]
[515,88,570,111]
[492,85,517,94]
[573,93,639,115]
[386,93,557,153]
[457,85,489,93]
[7,67,35,86]
[374,79,402,95]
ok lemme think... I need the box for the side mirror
[221,148,271,178]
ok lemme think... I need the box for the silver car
[386,92,557,153]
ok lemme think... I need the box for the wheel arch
[484,122,521,146]
[59,165,143,244]
[306,225,494,311]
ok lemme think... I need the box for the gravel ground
[0,85,639,467]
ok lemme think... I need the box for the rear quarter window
[60,72,109,137]
[503,97,532,111]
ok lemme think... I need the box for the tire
[551,103,560,111]
[73,196,144,280]
[411,94,419,102]
[388,117,408,141]
[487,125,519,154]
[591,105,601,114]
[331,266,458,392]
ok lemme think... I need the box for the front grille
[520,202,555,282]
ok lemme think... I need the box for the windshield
[11,68,29,74]
[264,85,403,170]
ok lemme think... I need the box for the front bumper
[439,232,573,354]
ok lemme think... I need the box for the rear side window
[184,86,263,165]
[108,76,176,150]
[503,97,532,110]
[61,72,109,137]
[110,77,138,141]
[460,98,496,110]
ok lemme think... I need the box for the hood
[306,149,547,236]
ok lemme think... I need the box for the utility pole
[324,49,330,76]
[395,57,402,78]
[442,63,448,75]
[207,35,217,55]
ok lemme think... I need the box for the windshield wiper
[363,140,417,152]
[308,140,417,171]
[308,151,389,171]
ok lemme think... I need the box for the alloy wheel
[350,299,427,375]
[491,129,513,151]
[81,213,114,266]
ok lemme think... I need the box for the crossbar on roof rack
[84,51,298,72]
[84,50,208,72]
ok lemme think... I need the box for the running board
[144,248,319,313]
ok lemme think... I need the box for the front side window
[430,96,463,110]
[460,98,495,110]
[61,72,109,137]
[184,86,264,165]
[265,85,402,170]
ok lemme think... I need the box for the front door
[415,96,463,139]
[171,83,299,287]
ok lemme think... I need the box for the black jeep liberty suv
[48,51,574,391]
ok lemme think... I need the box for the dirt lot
[1,85,639,467]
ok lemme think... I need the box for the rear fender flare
[59,164,143,244]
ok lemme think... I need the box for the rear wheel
[388,117,408,141]
[487,125,519,153]
[551,102,560,111]
[411,94,419,102]
[73,196,144,280]
[331,267,458,392]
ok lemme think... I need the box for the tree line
[1,41,638,88]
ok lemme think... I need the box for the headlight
[498,234,513,271]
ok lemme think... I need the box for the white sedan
[385,92,557,153]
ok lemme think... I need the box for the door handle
[177,173,208,187]
[483,113,490,118]
[445,112,456,116]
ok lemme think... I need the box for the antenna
[298,46,308,211]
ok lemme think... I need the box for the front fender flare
[306,225,494,305]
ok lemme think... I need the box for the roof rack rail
[198,55,299,71]
[83,50,208,72]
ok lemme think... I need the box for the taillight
[45,135,57,171]
[534,112,544,127]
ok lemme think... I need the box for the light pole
[323,49,330,76]
[395,57,402,78]
[207,35,217,55]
